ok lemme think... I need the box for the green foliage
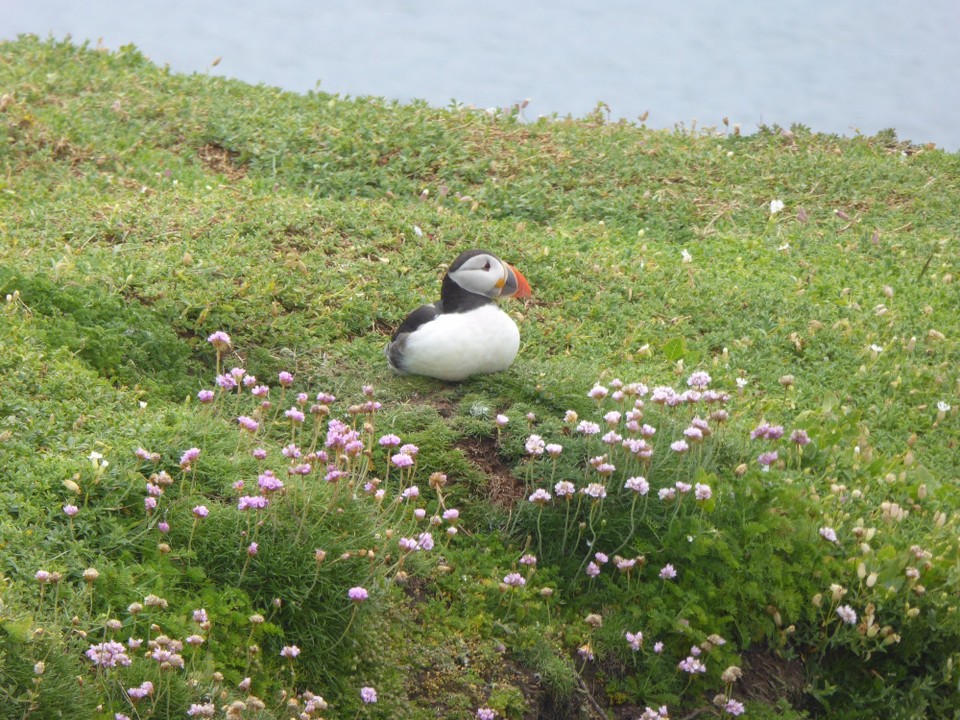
[1,34,958,720]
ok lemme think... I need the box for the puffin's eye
[482,261,491,271]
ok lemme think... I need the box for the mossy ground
[1,36,958,720]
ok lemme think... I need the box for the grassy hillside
[1,36,958,720]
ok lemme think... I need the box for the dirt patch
[196,142,245,180]
[405,388,458,419]
[739,646,806,706]
[456,435,523,506]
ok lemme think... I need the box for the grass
[1,35,958,720]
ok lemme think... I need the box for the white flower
[681,249,693,264]
[937,401,951,412]
[735,378,748,388]
[770,199,785,214]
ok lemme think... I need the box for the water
[4,0,959,150]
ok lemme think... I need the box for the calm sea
[4,0,959,150]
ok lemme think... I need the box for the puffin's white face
[447,252,531,299]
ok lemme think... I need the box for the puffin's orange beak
[499,262,532,298]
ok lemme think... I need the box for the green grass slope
[1,36,958,720]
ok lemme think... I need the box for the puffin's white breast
[397,304,521,382]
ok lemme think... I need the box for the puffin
[386,250,532,382]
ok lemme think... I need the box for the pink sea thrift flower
[180,447,201,469]
[278,371,294,387]
[624,476,649,494]
[391,453,414,468]
[694,483,712,500]
[836,605,857,624]
[503,573,526,587]
[626,631,643,651]
[554,480,576,497]
[360,687,378,703]
[378,434,402,447]
[348,587,369,602]
[280,645,300,658]
[528,488,552,505]
[819,527,838,543]
[525,434,545,455]
[207,331,231,351]
[724,699,745,716]
[63,504,79,517]
[660,564,677,580]
[237,416,259,433]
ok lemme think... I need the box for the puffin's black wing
[391,302,441,340]
[386,302,441,372]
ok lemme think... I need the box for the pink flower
[278,371,294,387]
[819,527,838,543]
[192,505,208,519]
[63,504,79,517]
[687,371,711,390]
[528,488,552,505]
[694,483,712,501]
[197,389,215,403]
[391,453,414,468]
[585,562,600,578]
[580,483,607,499]
[238,495,268,511]
[284,407,305,423]
[758,450,779,468]
[378,434,402,447]
[519,554,537,566]
[477,708,498,720]
[624,476,649,494]
[545,443,563,457]
[247,542,258,556]
[280,645,300,658]
[206,331,232,351]
[495,414,509,427]
[237,416,259,433]
[576,420,601,435]
[442,508,460,522]
[360,686,378,704]
[659,564,677,580]
[525,434,545,456]
[401,485,420,500]
[626,631,643,651]
[836,605,857,624]
[588,384,609,400]
[678,655,706,674]
[724,699,745,716]
[670,440,689,454]
[554,480,576,497]
[85,641,132,668]
[179,447,201,469]
[348,587,369,602]
[417,532,435,551]
[503,573,526,587]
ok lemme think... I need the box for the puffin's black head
[444,250,532,301]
